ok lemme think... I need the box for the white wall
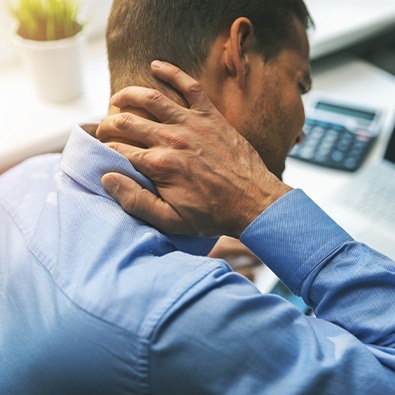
[0,0,112,65]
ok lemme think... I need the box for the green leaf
[7,0,84,41]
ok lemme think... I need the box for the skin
[98,16,312,237]
[199,17,311,178]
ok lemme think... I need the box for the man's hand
[99,61,292,238]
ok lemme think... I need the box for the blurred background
[0,0,112,65]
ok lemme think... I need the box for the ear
[224,17,255,88]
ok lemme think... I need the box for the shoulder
[88,251,234,338]
[0,153,61,208]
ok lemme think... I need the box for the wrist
[235,178,293,237]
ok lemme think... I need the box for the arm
[99,62,395,388]
[149,192,395,394]
[149,230,395,395]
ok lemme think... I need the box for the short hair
[106,0,313,95]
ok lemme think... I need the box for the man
[0,2,394,395]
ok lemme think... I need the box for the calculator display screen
[316,101,376,122]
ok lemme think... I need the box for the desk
[305,0,395,59]
[253,55,395,294]
[285,56,395,200]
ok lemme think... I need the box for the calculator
[289,96,383,171]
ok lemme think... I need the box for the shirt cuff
[240,189,352,295]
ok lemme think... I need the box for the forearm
[152,261,394,394]
[241,189,395,362]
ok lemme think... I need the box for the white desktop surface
[256,57,395,293]
[305,0,395,59]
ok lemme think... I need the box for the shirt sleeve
[241,189,395,362]
[148,189,395,395]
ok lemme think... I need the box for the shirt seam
[0,200,146,341]
[293,232,353,294]
[146,263,230,394]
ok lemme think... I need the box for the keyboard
[336,162,395,228]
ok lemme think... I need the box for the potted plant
[8,0,87,102]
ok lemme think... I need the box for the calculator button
[324,132,338,142]
[310,130,325,140]
[331,151,344,162]
[344,158,358,170]
[338,143,350,152]
[350,146,364,155]
[298,148,315,160]
[354,140,366,147]
[298,152,313,160]
[326,130,338,138]
[289,118,376,171]
[350,140,369,154]
[319,144,332,154]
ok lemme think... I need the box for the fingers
[105,142,152,175]
[101,173,183,234]
[150,60,213,111]
[111,86,185,124]
[105,142,179,182]
[97,113,161,146]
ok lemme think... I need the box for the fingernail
[110,93,119,105]
[151,60,165,69]
[102,175,119,197]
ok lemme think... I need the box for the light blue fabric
[0,125,394,394]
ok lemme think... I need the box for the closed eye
[299,72,312,95]
[298,82,309,95]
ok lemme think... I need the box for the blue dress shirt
[0,125,394,394]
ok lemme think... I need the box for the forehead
[290,16,310,62]
[294,19,310,60]
[273,17,311,76]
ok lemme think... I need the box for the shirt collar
[60,124,217,256]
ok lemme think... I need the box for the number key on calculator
[289,119,376,171]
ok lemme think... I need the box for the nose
[295,129,306,145]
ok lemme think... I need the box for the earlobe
[224,17,255,88]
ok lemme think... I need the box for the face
[237,18,311,178]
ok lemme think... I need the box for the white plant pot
[11,29,86,102]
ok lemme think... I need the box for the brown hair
[106,0,313,95]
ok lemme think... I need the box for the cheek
[288,95,305,140]
[296,97,306,131]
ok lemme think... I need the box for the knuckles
[168,67,203,96]
[106,141,128,156]
[148,154,178,178]
[106,141,123,154]
[115,112,135,131]
[121,193,138,215]
[165,135,191,150]
[186,81,203,95]
[143,89,164,107]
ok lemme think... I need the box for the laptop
[322,120,395,260]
